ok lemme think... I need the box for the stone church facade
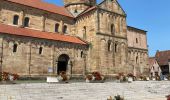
[0,0,149,77]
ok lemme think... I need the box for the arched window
[136,38,138,43]
[81,51,83,58]
[24,17,30,27]
[108,40,112,51]
[13,15,19,25]
[74,9,78,13]
[115,43,118,53]
[39,47,43,55]
[63,25,67,34]
[111,24,115,34]
[136,56,138,64]
[83,26,87,39]
[55,23,59,32]
[13,43,18,53]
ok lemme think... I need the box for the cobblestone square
[0,81,170,100]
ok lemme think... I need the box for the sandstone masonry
[0,0,149,77]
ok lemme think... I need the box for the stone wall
[127,27,149,76]
[74,10,97,73]
[0,0,150,77]
[73,4,132,75]
[0,34,87,77]
[127,27,147,49]
[0,0,74,34]
[63,0,96,16]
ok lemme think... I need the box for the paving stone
[0,81,169,100]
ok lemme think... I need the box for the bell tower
[63,0,96,17]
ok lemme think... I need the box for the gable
[99,0,126,15]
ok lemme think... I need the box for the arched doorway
[57,54,69,75]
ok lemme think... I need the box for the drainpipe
[0,38,4,73]
[52,45,55,75]
[96,7,100,33]
[28,42,32,76]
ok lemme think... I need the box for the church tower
[63,0,96,17]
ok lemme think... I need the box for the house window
[13,15,19,25]
[115,43,117,53]
[136,38,138,43]
[63,25,67,33]
[24,17,30,27]
[74,9,78,13]
[83,26,87,39]
[111,24,115,34]
[39,47,43,55]
[136,56,138,64]
[81,51,83,58]
[55,23,59,32]
[13,43,18,53]
[108,40,111,51]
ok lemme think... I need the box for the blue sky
[43,0,170,57]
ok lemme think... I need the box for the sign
[48,67,53,73]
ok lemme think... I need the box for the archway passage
[57,54,69,75]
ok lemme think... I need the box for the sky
[43,0,170,57]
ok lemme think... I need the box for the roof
[77,6,97,18]
[98,0,126,16]
[0,24,87,45]
[5,0,73,18]
[149,57,156,67]
[127,26,147,33]
[155,50,170,65]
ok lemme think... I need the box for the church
[0,0,149,78]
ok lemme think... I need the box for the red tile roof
[155,50,170,65]
[77,6,97,17]
[149,57,155,67]
[5,0,73,18]
[0,24,87,45]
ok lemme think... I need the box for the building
[155,50,170,75]
[0,0,149,77]
[149,57,161,77]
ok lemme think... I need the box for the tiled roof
[149,57,156,67]
[77,6,97,17]
[155,50,170,65]
[0,24,87,45]
[5,0,73,18]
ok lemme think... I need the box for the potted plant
[117,73,127,83]
[85,71,105,83]
[58,71,69,83]
[1,72,19,84]
[166,95,170,100]
[107,95,124,100]
[127,73,134,83]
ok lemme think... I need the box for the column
[41,15,46,31]
[20,10,24,27]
